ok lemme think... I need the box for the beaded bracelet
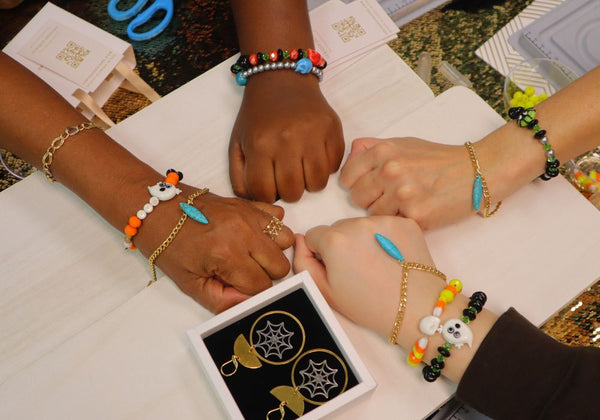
[508,107,560,181]
[422,291,487,382]
[231,48,326,86]
[464,142,501,217]
[407,279,463,366]
[124,169,183,250]
[234,60,324,86]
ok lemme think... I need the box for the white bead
[136,210,147,220]
[149,196,160,206]
[143,203,154,213]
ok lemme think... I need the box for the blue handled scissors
[108,0,174,42]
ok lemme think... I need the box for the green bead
[443,342,452,350]
[283,50,289,59]
[461,315,470,324]
[543,143,551,151]
[261,53,268,61]
[302,51,308,58]
[519,120,528,127]
[533,125,540,132]
[435,354,444,362]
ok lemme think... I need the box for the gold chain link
[148,188,209,285]
[464,141,502,218]
[41,122,98,182]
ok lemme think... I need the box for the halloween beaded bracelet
[422,291,487,382]
[407,279,463,366]
[508,107,560,181]
[124,169,183,250]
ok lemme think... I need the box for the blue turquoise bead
[472,174,482,211]
[375,233,404,262]
[235,72,247,86]
[294,58,313,74]
[180,203,208,224]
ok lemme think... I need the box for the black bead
[534,129,546,139]
[230,64,241,74]
[508,107,524,120]
[423,365,440,382]
[277,48,284,61]
[438,346,451,357]
[463,307,477,320]
[256,52,265,64]
[471,291,487,304]
[431,358,445,370]
[547,159,560,168]
[540,173,552,181]
[238,55,250,69]
[297,49,304,59]
[470,300,483,312]
[527,119,538,129]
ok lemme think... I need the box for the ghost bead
[148,181,182,201]
[441,318,473,349]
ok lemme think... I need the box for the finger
[292,234,332,301]
[216,256,274,296]
[367,192,402,216]
[181,276,250,314]
[344,137,381,166]
[339,138,382,188]
[347,168,384,209]
[325,120,345,173]
[250,202,295,249]
[303,155,329,192]
[249,236,292,280]
[229,139,249,199]
[245,155,277,203]
[275,159,305,202]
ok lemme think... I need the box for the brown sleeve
[456,307,600,419]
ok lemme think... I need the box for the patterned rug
[1,0,598,347]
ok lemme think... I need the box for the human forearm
[230,0,314,52]
[0,52,161,231]
[476,65,600,202]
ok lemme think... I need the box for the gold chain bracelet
[389,262,447,345]
[147,188,209,285]
[42,122,98,182]
[464,141,501,218]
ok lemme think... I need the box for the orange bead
[445,284,458,296]
[414,341,426,354]
[165,172,179,185]
[435,299,446,312]
[128,216,142,228]
[124,224,138,236]
[407,352,422,366]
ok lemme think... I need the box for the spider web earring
[220,310,306,376]
[267,348,349,419]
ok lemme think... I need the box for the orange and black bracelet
[124,169,183,250]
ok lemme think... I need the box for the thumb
[292,234,331,302]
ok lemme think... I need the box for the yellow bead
[439,289,455,303]
[513,91,523,99]
[539,93,548,101]
[524,86,535,97]
[449,279,463,293]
